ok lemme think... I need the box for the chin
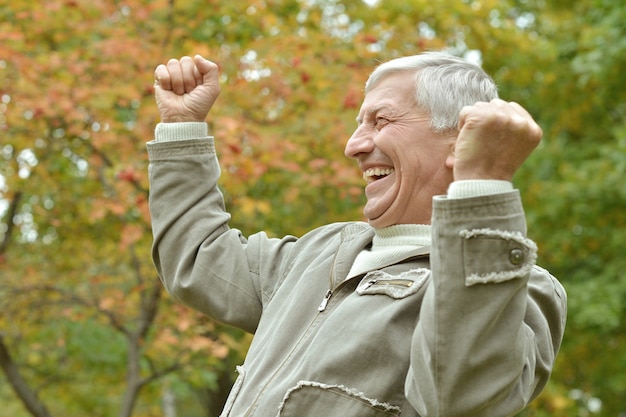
[367,216,392,229]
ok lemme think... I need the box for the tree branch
[0,334,53,417]
[0,191,22,256]
[131,246,162,341]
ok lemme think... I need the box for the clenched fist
[449,99,543,181]
[154,55,220,123]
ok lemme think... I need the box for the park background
[1,0,624,416]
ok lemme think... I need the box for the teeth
[363,168,394,181]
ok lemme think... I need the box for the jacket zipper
[318,289,333,311]
[318,234,345,312]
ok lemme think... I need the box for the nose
[344,124,374,159]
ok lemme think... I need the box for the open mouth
[363,167,395,184]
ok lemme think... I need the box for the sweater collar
[373,224,431,249]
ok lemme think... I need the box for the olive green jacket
[147,136,566,417]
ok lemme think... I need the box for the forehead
[357,72,418,119]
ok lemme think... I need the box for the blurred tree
[511,0,626,415]
[0,1,247,416]
[0,0,624,416]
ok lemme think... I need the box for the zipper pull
[318,289,333,312]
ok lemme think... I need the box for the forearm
[407,192,553,417]
[147,134,262,332]
[147,136,228,281]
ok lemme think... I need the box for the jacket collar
[332,223,431,287]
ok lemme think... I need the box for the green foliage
[0,0,624,416]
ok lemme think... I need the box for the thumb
[194,55,220,85]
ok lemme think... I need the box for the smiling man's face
[344,71,456,228]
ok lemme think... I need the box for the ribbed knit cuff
[447,180,513,199]
[154,122,209,142]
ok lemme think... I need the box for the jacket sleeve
[147,137,295,333]
[406,191,567,417]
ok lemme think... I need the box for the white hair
[365,52,499,132]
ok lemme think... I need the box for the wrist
[160,116,207,123]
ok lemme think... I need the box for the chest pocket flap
[356,268,430,299]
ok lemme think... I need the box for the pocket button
[509,248,525,265]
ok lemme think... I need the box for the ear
[445,142,455,169]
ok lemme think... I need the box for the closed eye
[375,117,390,130]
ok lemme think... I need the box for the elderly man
[148,52,566,417]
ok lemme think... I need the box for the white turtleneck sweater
[347,224,431,278]
[154,122,514,279]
